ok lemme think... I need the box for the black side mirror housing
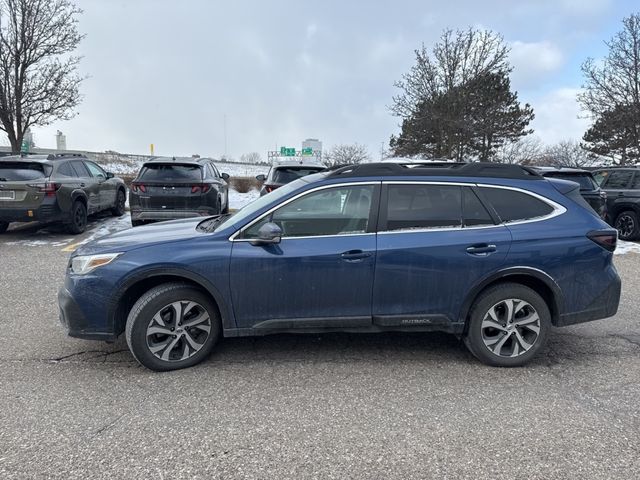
[250,222,282,246]
[106,172,114,179]
[221,173,230,181]
[256,174,266,182]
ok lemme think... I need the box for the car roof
[534,166,591,174]
[326,161,542,181]
[272,162,326,169]
[142,156,210,166]
[0,153,87,164]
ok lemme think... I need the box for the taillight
[131,183,146,193]
[191,184,211,193]
[264,184,278,193]
[587,230,617,252]
[29,182,60,197]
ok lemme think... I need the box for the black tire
[0,221,8,234]
[125,283,221,371]
[463,283,551,367]
[111,189,126,217]
[67,201,87,234]
[131,219,143,227]
[221,193,229,214]
[614,210,640,241]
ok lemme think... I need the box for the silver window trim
[229,181,380,242]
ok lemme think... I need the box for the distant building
[302,138,322,154]
[56,130,67,151]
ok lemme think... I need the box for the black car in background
[592,167,640,240]
[256,161,326,196]
[533,167,607,219]
[129,157,229,227]
[0,154,126,234]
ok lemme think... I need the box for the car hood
[75,217,206,255]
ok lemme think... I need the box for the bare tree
[541,140,597,168]
[240,152,262,165]
[578,13,640,164]
[324,143,370,167]
[493,136,543,165]
[0,0,84,152]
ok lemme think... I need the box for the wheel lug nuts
[170,328,174,331]
[172,335,177,338]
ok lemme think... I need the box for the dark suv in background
[592,167,640,240]
[533,167,606,219]
[129,157,229,227]
[0,154,126,234]
[257,161,326,195]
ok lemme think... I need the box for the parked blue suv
[58,162,621,371]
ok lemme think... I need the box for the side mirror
[221,172,230,181]
[250,222,282,246]
[256,174,266,182]
[106,172,114,179]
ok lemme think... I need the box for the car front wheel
[0,221,8,234]
[615,210,639,241]
[464,283,550,367]
[111,189,126,217]
[125,283,221,371]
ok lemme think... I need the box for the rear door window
[139,164,203,182]
[384,184,462,231]
[57,162,78,178]
[0,162,49,181]
[603,170,634,189]
[481,188,554,223]
[70,161,90,177]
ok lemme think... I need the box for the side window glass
[630,173,640,190]
[385,184,462,231]
[70,161,90,177]
[463,188,494,227]
[57,162,77,178]
[605,171,634,189]
[242,185,374,238]
[85,161,106,178]
[592,171,608,187]
[210,164,220,178]
[481,188,554,223]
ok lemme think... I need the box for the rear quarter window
[481,187,554,223]
[139,164,203,181]
[0,162,50,181]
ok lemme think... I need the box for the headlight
[70,253,122,275]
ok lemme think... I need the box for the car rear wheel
[464,283,550,367]
[67,201,87,234]
[131,219,144,227]
[0,221,8,234]
[614,210,639,241]
[125,283,221,371]
[111,189,126,217]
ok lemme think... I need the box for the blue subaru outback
[58,162,621,371]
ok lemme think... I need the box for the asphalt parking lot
[1,218,640,479]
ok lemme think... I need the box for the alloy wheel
[481,298,541,357]
[615,214,635,239]
[146,301,212,362]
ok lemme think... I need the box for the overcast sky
[29,0,638,160]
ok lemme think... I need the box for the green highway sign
[301,147,313,156]
[280,146,296,156]
[20,140,29,153]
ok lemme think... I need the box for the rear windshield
[0,162,50,181]
[271,167,325,184]
[546,173,597,191]
[139,164,203,182]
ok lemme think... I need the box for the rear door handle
[466,244,497,256]
[341,250,372,261]
[80,183,85,187]
[617,193,625,197]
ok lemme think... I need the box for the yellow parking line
[61,241,84,253]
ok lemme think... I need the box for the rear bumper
[131,208,216,221]
[0,203,66,223]
[57,287,116,341]
[557,271,621,326]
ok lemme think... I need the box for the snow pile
[229,188,260,210]
[615,240,640,255]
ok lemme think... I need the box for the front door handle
[341,250,372,261]
[617,192,625,197]
[80,183,85,187]
[466,244,497,256]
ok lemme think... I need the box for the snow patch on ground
[229,188,260,210]
[615,240,640,255]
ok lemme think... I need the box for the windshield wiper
[196,213,232,233]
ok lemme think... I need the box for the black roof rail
[327,162,543,180]
[46,153,86,160]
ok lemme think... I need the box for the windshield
[547,173,597,191]
[271,167,325,184]
[215,178,308,232]
[0,162,50,181]
[139,164,203,182]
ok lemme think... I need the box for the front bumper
[58,286,117,341]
